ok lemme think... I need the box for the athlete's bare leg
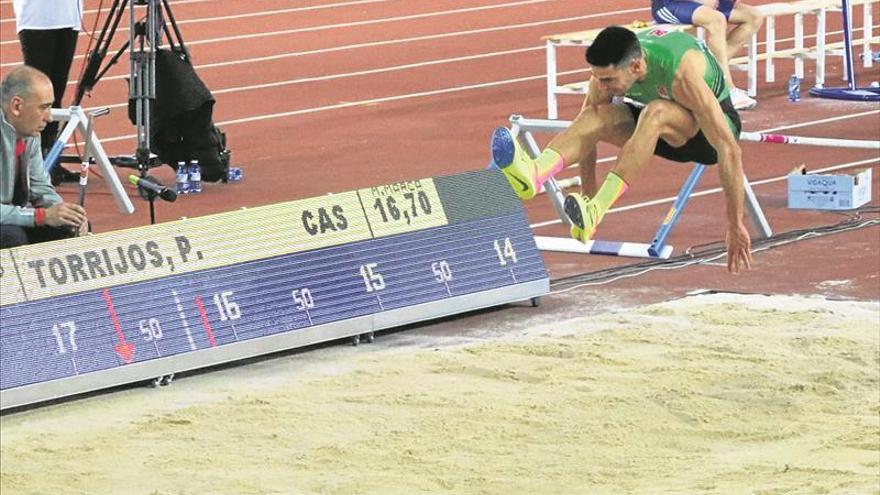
[726,3,765,58]
[545,103,635,197]
[612,100,700,182]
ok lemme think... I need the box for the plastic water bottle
[175,161,190,195]
[227,167,243,182]
[189,159,202,193]
[787,74,801,102]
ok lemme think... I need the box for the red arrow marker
[194,295,217,347]
[102,289,135,363]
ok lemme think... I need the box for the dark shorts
[651,0,736,24]
[624,97,741,165]
[0,224,75,249]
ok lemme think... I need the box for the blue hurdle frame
[509,114,772,259]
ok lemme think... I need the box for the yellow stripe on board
[1,176,450,305]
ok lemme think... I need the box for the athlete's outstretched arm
[673,52,752,273]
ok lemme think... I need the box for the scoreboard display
[0,170,548,410]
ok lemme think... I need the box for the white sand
[1,293,878,495]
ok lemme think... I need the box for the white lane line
[213,46,543,95]
[64,11,632,84]
[759,110,880,133]
[183,0,562,45]
[75,68,590,144]
[0,0,388,25]
[69,66,880,146]
[52,23,871,91]
[2,6,653,68]
[76,45,547,112]
[0,0,563,47]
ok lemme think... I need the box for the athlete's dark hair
[585,26,642,68]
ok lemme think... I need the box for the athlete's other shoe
[731,88,757,111]
[564,192,601,243]
[490,127,541,200]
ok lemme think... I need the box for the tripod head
[73,0,189,106]
[73,0,190,179]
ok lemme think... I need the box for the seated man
[1,65,87,248]
[652,0,764,110]
[491,26,751,273]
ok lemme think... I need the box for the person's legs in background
[725,2,765,63]
[653,0,758,110]
[19,29,61,153]
[18,28,80,183]
[714,1,764,109]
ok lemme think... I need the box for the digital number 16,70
[373,191,432,223]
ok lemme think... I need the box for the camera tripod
[74,0,189,223]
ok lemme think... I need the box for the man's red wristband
[34,208,46,226]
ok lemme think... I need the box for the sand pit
[1,293,878,494]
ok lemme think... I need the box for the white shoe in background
[731,88,757,110]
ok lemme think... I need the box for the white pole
[740,131,880,150]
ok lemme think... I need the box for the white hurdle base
[535,236,674,259]
[534,176,675,259]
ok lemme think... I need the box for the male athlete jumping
[491,26,752,273]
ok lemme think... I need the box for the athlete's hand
[44,202,87,230]
[582,77,612,112]
[726,222,752,274]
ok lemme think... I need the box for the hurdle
[47,106,135,215]
[508,114,774,259]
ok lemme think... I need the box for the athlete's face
[589,58,643,96]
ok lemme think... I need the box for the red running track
[1,0,878,303]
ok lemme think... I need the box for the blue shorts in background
[651,0,736,25]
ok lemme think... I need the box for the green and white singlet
[620,28,742,163]
[625,28,731,105]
